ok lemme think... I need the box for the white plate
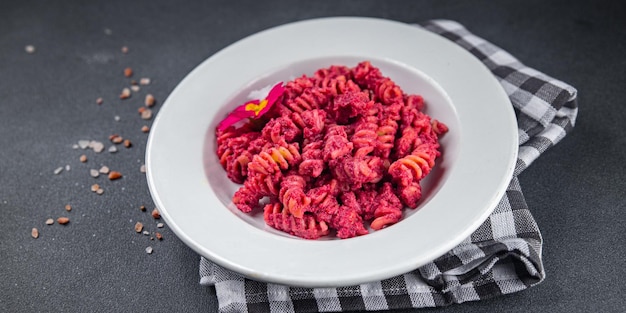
[146,17,517,287]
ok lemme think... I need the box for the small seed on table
[78,140,90,149]
[96,97,103,105]
[90,169,99,178]
[141,125,150,133]
[120,88,131,99]
[110,135,123,144]
[90,184,100,192]
[123,139,132,148]
[142,230,150,236]
[65,204,72,212]
[151,208,161,219]
[131,85,140,92]
[31,228,39,238]
[46,218,54,225]
[124,67,133,78]
[155,232,163,240]
[156,223,164,228]
[79,155,87,163]
[99,166,110,174]
[139,78,150,85]
[96,188,104,195]
[141,109,152,120]
[140,164,146,173]
[108,171,122,180]
[140,205,146,211]
[145,94,155,107]
[57,217,70,225]
[108,146,117,153]
[92,141,104,153]
[145,246,153,254]
[135,222,143,233]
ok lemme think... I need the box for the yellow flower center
[245,99,268,116]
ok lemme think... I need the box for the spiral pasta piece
[262,116,301,145]
[216,126,261,183]
[279,175,311,218]
[322,125,353,162]
[263,202,329,240]
[431,119,449,136]
[224,151,253,184]
[294,109,326,142]
[232,186,261,213]
[298,140,325,178]
[375,117,398,159]
[307,178,369,239]
[247,143,302,175]
[353,61,403,106]
[313,65,352,84]
[388,142,439,208]
[405,94,425,112]
[330,155,384,190]
[332,204,369,239]
[351,115,379,157]
[306,182,340,224]
[352,61,379,85]
[396,182,422,209]
[370,183,403,230]
[216,127,258,167]
[395,110,440,158]
[283,87,331,113]
[283,75,314,99]
[355,186,378,221]
[375,78,403,106]
[393,126,418,159]
[322,75,361,96]
[389,145,436,184]
[329,91,371,124]
[216,125,245,145]
[233,171,282,212]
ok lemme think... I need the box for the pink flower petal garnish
[266,82,286,105]
[217,82,284,131]
[216,100,259,131]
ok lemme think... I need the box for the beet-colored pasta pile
[216,61,448,239]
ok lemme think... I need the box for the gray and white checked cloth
[200,20,579,313]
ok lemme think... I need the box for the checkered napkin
[199,19,578,313]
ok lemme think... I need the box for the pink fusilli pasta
[215,61,448,239]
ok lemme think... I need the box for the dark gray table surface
[1,0,625,312]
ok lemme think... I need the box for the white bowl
[146,17,517,287]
